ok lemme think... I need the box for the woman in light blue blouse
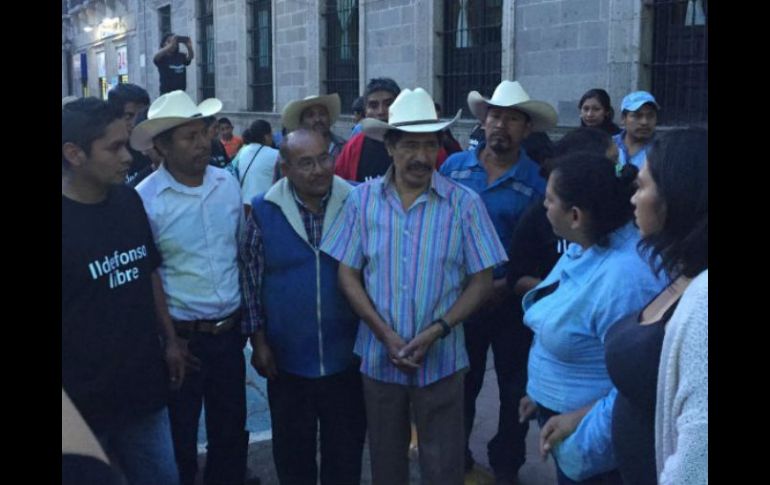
[518,152,667,485]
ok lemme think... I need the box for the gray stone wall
[274,0,321,112]
[514,0,642,126]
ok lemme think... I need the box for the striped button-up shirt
[321,168,507,387]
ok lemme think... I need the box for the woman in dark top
[578,89,622,136]
[604,128,708,485]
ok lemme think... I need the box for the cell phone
[177,35,190,43]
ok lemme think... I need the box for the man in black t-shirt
[62,98,185,485]
[154,33,194,95]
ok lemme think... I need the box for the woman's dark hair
[62,97,122,167]
[521,132,554,166]
[242,119,273,145]
[550,152,638,247]
[639,128,708,279]
[541,127,612,179]
[578,88,621,135]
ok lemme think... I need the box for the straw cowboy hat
[361,88,461,141]
[130,90,223,151]
[467,80,558,132]
[281,93,341,132]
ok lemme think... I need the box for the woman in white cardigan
[606,128,707,485]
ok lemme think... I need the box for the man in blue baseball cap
[613,90,660,168]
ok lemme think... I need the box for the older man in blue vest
[240,127,366,485]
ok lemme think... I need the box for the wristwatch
[434,318,452,339]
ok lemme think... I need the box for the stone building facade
[62,0,707,144]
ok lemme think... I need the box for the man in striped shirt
[321,88,508,485]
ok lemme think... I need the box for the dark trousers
[267,364,366,485]
[464,303,533,481]
[169,327,249,485]
[536,406,623,485]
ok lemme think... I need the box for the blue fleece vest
[251,195,359,378]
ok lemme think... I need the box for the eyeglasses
[291,153,334,172]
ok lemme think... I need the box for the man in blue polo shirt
[614,90,660,168]
[440,80,558,485]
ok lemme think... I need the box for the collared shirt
[522,222,667,413]
[440,143,546,279]
[321,168,508,387]
[329,132,347,161]
[613,130,654,168]
[240,183,332,334]
[136,164,243,323]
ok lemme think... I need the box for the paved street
[194,348,556,484]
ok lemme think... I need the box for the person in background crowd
[219,117,245,160]
[154,33,194,95]
[230,119,279,217]
[281,93,346,161]
[106,82,154,186]
[350,96,365,137]
[434,102,463,156]
[614,91,659,169]
[578,89,621,136]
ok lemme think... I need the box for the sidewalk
[197,349,557,484]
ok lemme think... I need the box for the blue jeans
[536,406,622,485]
[464,302,533,481]
[169,327,249,485]
[96,407,180,485]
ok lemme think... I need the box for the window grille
[648,0,708,125]
[198,0,216,100]
[158,5,171,39]
[248,0,273,111]
[439,0,502,118]
[323,0,359,114]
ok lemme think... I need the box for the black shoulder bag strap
[238,145,265,188]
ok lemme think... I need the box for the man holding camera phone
[154,33,194,95]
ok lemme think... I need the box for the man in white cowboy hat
[132,90,255,485]
[281,93,346,161]
[62,97,183,485]
[241,127,366,485]
[440,80,557,485]
[322,87,508,485]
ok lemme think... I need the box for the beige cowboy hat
[467,80,558,132]
[361,87,461,141]
[281,93,341,132]
[130,90,222,151]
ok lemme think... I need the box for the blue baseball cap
[621,91,660,112]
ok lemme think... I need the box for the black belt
[173,310,241,336]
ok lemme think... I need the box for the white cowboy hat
[467,80,558,132]
[361,88,461,142]
[281,93,341,132]
[130,90,222,151]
